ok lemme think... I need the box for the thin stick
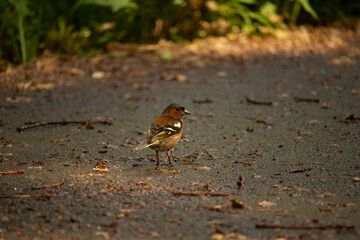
[0,170,25,175]
[246,97,272,106]
[256,223,354,230]
[294,97,319,103]
[31,180,65,190]
[172,190,228,196]
[287,168,312,173]
[0,194,57,198]
[17,119,112,132]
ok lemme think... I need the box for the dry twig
[256,223,354,230]
[0,194,57,198]
[17,119,112,132]
[0,170,25,175]
[294,97,319,103]
[172,190,227,196]
[287,168,312,173]
[31,180,65,190]
[246,97,272,106]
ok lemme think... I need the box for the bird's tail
[133,140,159,152]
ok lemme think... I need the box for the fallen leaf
[92,71,105,79]
[160,52,173,61]
[319,206,333,212]
[256,201,276,207]
[345,114,359,122]
[36,55,57,71]
[16,81,56,91]
[209,204,226,211]
[209,233,256,240]
[0,216,9,222]
[255,141,265,147]
[253,175,265,179]
[6,96,31,103]
[95,231,109,240]
[181,138,190,142]
[353,177,360,182]
[321,102,331,109]
[297,131,312,138]
[228,198,246,209]
[217,71,227,77]
[307,120,319,125]
[273,185,293,191]
[173,74,187,82]
[119,209,135,213]
[181,158,193,164]
[193,166,211,170]
[160,169,180,174]
[116,213,128,219]
[209,234,225,240]
[161,73,187,82]
[51,139,71,143]
[234,139,243,145]
[352,88,360,95]
[93,166,109,172]
[245,127,254,132]
[277,93,289,98]
[329,56,356,65]
[196,184,211,191]
[85,121,94,129]
[308,90,317,96]
[68,68,84,75]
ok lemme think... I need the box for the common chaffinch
[134,103,190,167]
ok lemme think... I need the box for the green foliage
[0,0,136,63]
[215,0,286,35]
[0,0,356,64]
[279,0,318,23]
[75,0,137,12]
[1,0,38,63]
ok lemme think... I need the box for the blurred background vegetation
[0,0,359,65]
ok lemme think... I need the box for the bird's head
[162,103,190,119]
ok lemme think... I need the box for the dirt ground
[0,26,360,240]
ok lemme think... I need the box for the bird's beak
[182,109,191,115]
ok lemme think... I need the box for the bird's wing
[149,121,181,142]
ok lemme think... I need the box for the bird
[133,103,190,167]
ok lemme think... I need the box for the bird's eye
[176,108,180,111]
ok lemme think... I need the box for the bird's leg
[156,150,160,167]
[166,150,173,167]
